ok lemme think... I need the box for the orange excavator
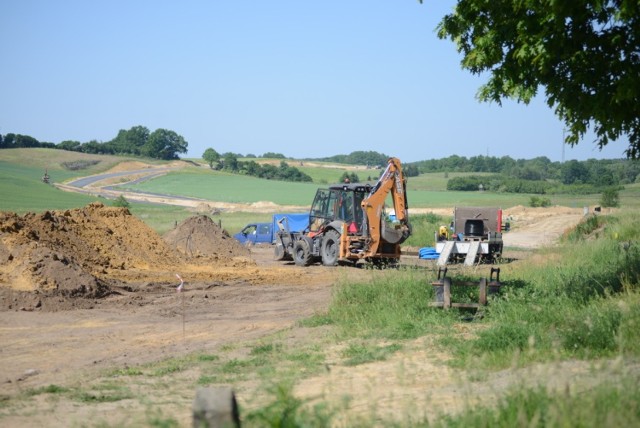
[274,157,411,267]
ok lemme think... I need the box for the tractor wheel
[293,240,313,266]
[320,230,340,266]
[273,243,285,261]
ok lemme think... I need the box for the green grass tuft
[341,342,402,366]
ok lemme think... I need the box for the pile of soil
[0,205,280,312]
[163,215,249,260]
[0,202,181,299]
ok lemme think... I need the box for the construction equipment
[430,267,502,309]
[435,207,504,266]
[276,157,411,267]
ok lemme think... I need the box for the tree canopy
[0,126,188,160]
[143,129,187,160]
[431,0,640,158]
[319,151,390,167]
[202,148,221,168]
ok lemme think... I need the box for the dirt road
[0,248,335,391]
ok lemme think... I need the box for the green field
[0,160,102,212]
[120,169,322,206]
[119,168,504,208]
[2,148,638,234]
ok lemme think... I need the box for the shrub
[112,195,130,208]
[529,196,551,207]
[600,188,620,208]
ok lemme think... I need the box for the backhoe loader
[274,157,411,266]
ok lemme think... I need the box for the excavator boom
[360,157,411,255]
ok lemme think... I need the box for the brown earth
[0,203,265,312]
[0,202,341,425]
[0,194,607,425]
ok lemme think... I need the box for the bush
[600,188,620,208]
[112,195,130,208]
[529,196,551,207]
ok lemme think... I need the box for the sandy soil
[0,163,603,426]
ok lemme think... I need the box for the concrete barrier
[192,387,240,427]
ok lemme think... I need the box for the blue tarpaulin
[272,213,309,234]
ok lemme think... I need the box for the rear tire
[321,230,340,266]
[293,240,313,266]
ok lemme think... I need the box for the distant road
[59,166,209,206]
[66,167,175,188]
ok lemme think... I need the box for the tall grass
[314,210,640,371]
[431,378,640,428]
[244,381,335,428]
[447,210,640,368]
[316,269,458,341]
[283,210,640,425]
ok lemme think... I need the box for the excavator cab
[308,184,368,235]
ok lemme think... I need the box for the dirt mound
[163,215,249,260]
[0,202,180,297]
[0,205,301,311]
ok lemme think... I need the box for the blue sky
[0,1,628,163]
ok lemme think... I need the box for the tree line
[305,150,639,193]
[412,155,640,188]
[0,126,188,160]
[202,148,312,182]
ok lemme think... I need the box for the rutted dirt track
[0,163,600,426]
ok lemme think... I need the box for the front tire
[321,230,340,266]
[273,243,286,261]
[293,240,313,266]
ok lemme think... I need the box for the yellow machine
[276,157,412,266]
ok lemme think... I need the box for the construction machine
[275,157,411,267]
[435,207,504,266]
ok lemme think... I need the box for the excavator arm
[360,157,411,255]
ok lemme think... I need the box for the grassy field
[0,160,101,212]
[121,169,322,206]
[2,148,638,234]
[118,168,619,210]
